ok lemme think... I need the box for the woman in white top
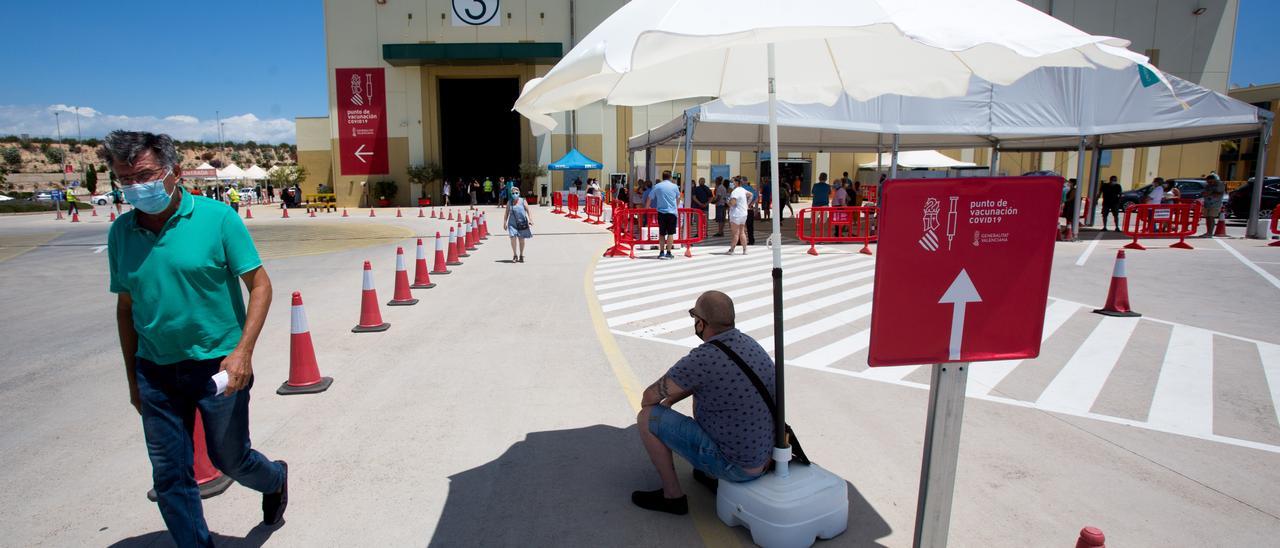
[442,180,451,207]
[726,179,753,255]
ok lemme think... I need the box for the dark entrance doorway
[438,78,521,202]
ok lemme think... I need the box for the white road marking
[1075,230,1104,266]
[756,300,874,350]
[1147,325,1215,436]
[967,300,1080,396]
[789,328,871,368]
[857,363,921,382]
[93,245,107,254]
[1258,342,1280,431]
[599,254,844,308]
[1036,316,1141,414]
[1215,238,1280,292]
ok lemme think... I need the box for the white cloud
[0,104,295,144]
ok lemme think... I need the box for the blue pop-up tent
[548,148,603,170]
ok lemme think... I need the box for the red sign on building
[868,177,1062,367]
[335,67,389,176]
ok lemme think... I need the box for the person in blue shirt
[646,171,682,259]
[811,172,832,207]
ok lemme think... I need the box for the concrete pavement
[1,202,1278,546]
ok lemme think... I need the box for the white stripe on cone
[1113,256,1126,277]
[416,240,426,260]
[363,266,376,290]
[396,249,407,271]
[291,304,309,335]
[436,234,446,250]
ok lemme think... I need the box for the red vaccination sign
[336,67,389,176]
[868,177,1062,367]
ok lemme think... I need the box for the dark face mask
[694,318,707,341]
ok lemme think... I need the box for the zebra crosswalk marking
[1148,325,1216,435]
[624,267,877,335]
[595,252,777,287]
[1036,316,1141,414]
[600,254,846,310]
[593,250,1280,454]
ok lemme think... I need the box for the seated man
[633,290,774,515]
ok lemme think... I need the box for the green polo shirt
[108,188,262,365]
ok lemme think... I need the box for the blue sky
[0,0,1276,144]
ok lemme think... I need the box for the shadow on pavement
[427,423,891,546]
[109,523,279,547]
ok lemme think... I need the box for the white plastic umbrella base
[716,463,849,548]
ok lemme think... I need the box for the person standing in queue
[227,185,240,214]
[103,131,288,547]
[692,177,712,235]
[646,171,681,260]
[504,187,533,262]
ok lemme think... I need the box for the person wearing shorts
[726,178,753,255]
[632,291,772,515]
[646,171,681,259]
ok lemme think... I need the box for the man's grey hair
[99,130,180,170]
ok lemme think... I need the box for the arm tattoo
[656,375,670,400]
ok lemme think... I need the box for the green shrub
[44,146,65,164]
[373,180,398,199]
[2,147,20,166]
[0,202,57,214]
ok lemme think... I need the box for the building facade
[307,0,1240,206]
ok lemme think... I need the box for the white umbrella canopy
[860,150,975,169]
[514,0,1163,134]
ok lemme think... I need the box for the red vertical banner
[336,68,389,176]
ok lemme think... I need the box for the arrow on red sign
[354,144,373,163]
[939,269,982,360]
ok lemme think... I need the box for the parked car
[0,194,12,202]
[91,193,113,205]
[1226,176,1280,219]
[33,192,53,202]
[1118,178,1206,209]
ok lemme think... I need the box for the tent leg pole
[1071,137,1086,240]
[989,147,1000,177]
[767,42,790,478]
[684,115,694,208]
[877,134,884,176]
[890,134,900,179]
[1246,118,1272,239]
[1086,138,1102,226]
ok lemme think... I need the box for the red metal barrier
[1121,203,1201,250]
[796,206,878,255]
[606,208,708,259]
[860,185,879,205]
[551,191,565,214]
[566,193,582,219]
[584,195,605,225]
[1270,204,1280,247]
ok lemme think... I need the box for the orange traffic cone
[397,208,403,218]
[282,207,290,219]
[55,208,64,220]
[70,211,80,223]
[1213,210,1228,237]
[109,211,117,222]
[309,209,317,218]
[1075,527,1105,548]
[446,227,462,266]
[418,208,425,218]
[352,261,391,333]
[146,410,233,501]
[432,232,452,274]
[481,212,489,239]
[1093,250,1140,317]
[245,207,253,219]
[431,208,437,219]
[411,238,436,289]
[457,222,470,258]
[448,209,454,221]
[387,247,418,306]
[277,291,333,395]
[466,218,478,251]
[370,208,377,218]
[91,207,98,217]
[342,208,349,218]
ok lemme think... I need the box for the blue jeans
[136,357,284,548]
[648,406,765,483]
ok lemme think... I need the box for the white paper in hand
[212,370,229,396]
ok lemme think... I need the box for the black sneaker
[692,470,719,493]
[631,488,688,515]
[263,461,288,525]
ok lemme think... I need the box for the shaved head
[693,291,735,330]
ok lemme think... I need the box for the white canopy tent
[860,150,975,169]
[629,66,1273,232]
[216,163,245,180]
[243,165,269,180]
[195,162,216,170]
[628,68,1266,154]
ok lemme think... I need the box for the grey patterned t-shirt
[667,328,776,469]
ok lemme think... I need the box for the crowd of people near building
[439,176,524,207]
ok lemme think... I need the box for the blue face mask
[122,170,174,214]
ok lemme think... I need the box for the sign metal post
[913,362,968,548]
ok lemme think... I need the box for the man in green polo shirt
[104,131,287,547]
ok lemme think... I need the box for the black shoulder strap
[708,339,776,419]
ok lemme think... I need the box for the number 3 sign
[452,0,500,26]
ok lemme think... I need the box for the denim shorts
[648,405,765,483]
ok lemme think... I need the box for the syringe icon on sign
[946,196,958,250]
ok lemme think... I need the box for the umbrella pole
[767,42,791,478]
